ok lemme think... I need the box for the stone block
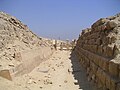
[96,68,101,80]
[0,70,12,80]
[100,71,106,86]
[109,61,119,77]
[90,33,99,39]
[92,39,96,45]
[96,68,106,87]
[91,54,99,66]
[106,21,117,30]
[113,44,120,57]
[92,18,108,29]
[105,74,111,89]
[81,28,90,35]
[117,83,120,90]
[84,45,89,51]
[97,25,102,31]
[85,40,88,44]
[87,52,94,62]
[97,45,103,55]
[91,62,98,74]
[90,45,97,53]
[98,57,104,68]
[102,45,107,56]
[101,24,107,31]
[107,16,116,20]
[84,56,90,67]
[106,45,114,58]
[92,45,98,53]
[108,36,117,44]
[110,78,117,90]
[102,58,109,72]
[95,38,102,45]
[96,79,103,89]
[87,67,90,75]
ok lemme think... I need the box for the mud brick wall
[74,13,120,90]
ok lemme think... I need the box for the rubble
[0,11,54,80]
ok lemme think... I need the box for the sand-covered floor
[0,50,96,90]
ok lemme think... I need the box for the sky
[0,0,120,40]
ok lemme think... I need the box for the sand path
[0,50,96,90]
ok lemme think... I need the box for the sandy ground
[0,50,96,90]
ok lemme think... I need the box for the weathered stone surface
[14,52,22,61]
[102,58,109,71]
[113,44,120,57]
[0,12,54,80]
[117,83,120,90]
[0,70,12,80]
[106,21,117,30]
[95,38,101,45]
[105,74,111,89]
[97,45,103,55]
[75,13,120,90]
[105,45,114,58]
[91,18,108,30]
[91,62,98,74]
[100,71,106,86]
[109,61,119,77]
[110,78,117,90]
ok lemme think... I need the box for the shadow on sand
[69,51,96,90]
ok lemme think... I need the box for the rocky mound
[0,12,53,75]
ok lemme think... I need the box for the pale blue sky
[0,0,120,40]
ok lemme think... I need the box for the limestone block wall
[74,13,120,90]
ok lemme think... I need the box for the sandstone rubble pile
[0,12,53,80]
[75,13,120,90]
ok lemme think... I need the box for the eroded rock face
[75,13,120,90]
[0,12,53,79]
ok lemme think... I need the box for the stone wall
[74,13,120,90]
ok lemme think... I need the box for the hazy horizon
[0,0,120,40]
